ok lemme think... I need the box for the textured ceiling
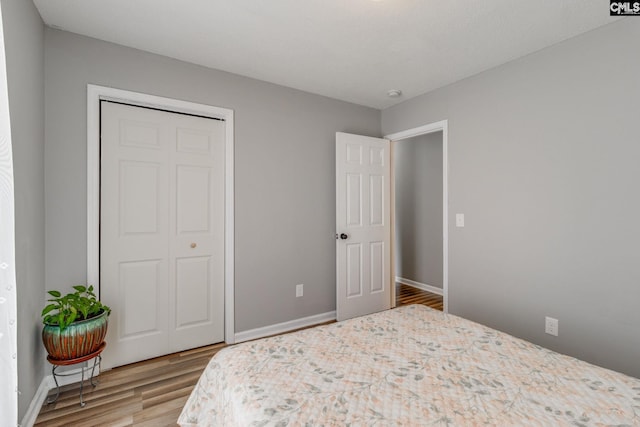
[33,0,620,109]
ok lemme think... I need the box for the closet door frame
[87,84,236,346]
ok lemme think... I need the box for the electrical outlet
[545,316,558,336]
[296,284,304,298]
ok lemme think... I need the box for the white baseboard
[235,311,336,343]
[20,376,51,427]
[396,277,443,296]
[20,364,102,427]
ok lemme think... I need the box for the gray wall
[383,19,640,378]
[1,0,45,419]
[394,132,443,288]
[44,29,380,333]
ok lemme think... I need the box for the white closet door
[335,132,391,321]
[168,112,225,353]
[100,102,224,369]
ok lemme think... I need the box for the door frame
[87,84,236,344]
[385,120,449,313]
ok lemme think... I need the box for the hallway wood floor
[34,285,443,426]
[396,283,443,311]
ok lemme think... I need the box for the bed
[178,305,640,426]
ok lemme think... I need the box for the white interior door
[336,132,391,321]
[101,102,225,369]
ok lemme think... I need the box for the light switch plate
[545,316,558,336]
[456,213,465,227]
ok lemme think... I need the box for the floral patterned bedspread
[178,305,640,426]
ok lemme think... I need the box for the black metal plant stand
[46,342,106,407]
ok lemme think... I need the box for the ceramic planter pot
[42,310,109,361]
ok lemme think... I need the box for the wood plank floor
[35,286,442,426]
[396,283,443,311]
[34,344,225,427]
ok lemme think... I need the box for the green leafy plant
[41,285,111,331]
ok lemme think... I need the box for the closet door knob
[190,243,197,249]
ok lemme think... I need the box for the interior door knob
[190,243,197,248]
[339,233,348,240]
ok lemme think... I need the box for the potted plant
[41,285,111,361]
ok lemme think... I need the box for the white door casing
[87,85,235,351]
[100,102,225,369]
[336,132,391,321]
[385,120,449,313]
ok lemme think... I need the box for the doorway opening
[386,121,448,313]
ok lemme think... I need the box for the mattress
[178,305,640,426]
